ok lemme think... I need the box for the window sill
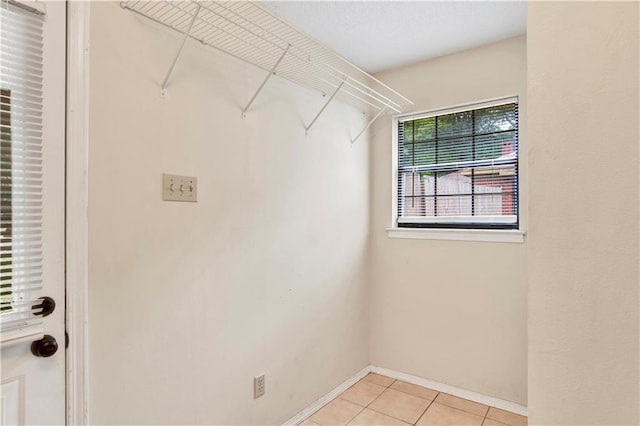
[385,227,525,243]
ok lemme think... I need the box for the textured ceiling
[262,1,527,74]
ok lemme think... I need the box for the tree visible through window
[396,100,518,229]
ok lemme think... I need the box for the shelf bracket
[304,78,347,135]
[351,103,390,145]
[242,45,290,119]
[160,4,201,97]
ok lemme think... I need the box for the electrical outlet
[254,374,265,399]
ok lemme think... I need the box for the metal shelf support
[161,4,202,97]
[351,103,390,145]
[121,1,414,129]
[242,45,290,119]
[305,78,347,135]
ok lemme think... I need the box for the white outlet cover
[254,374,265,399]
[162,174,197,202]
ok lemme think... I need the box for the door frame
[65,2,90,424]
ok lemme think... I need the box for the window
[395,99,519,230]
[0,3,46,338]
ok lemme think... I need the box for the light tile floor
[299,373,527,426]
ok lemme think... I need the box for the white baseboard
[370,366,527,417]
[282,365,527,425]
[281,366,372,426]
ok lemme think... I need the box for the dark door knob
[32,296,56,317]
[31,335,58,357]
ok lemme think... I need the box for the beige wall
[527,2,639,424]
[370,36,528,405]
[88,3,370,424]
[87,2,640,422]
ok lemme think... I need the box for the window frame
[389,96,525,243]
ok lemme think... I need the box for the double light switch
[162,173,197,202]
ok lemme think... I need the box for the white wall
[370,36,527,405]
[88,3,370,424]
[528,2,639,424]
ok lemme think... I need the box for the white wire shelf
[121,0,414,141]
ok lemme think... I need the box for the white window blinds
[1,1,46,340]
[397,99,519,229]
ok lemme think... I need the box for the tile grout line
[341,397,365,426]
[385,379,442,425]
[433,395,491,419]
[363,378,413,425]
[348,376,462,426]
[341,374,396,426]
[413,397,436,425]
[388,382,441,402]
[360,378,441,426]
[384,375,494,420]
[370,366,527,417]
[308,373,521,426]
[378,381,492,425]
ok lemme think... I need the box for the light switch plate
[162,174,197,202]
